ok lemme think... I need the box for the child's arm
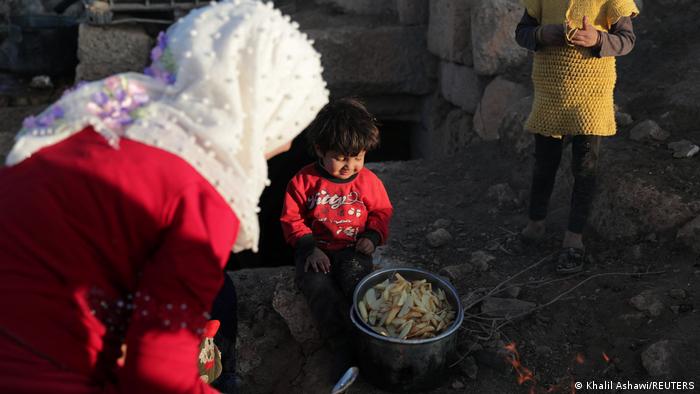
[358,176,393,250]
[280,178,315,258]
[515,10,565,51]
[596,17,635,57]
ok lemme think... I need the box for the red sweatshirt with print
[281,162,393,253]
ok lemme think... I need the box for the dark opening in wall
[366,120,414,163]
[228,119,415,270]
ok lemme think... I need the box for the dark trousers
[295,247,373,341]
[528,134,602,234]
[295,247,373,381]
[210,273,237,393]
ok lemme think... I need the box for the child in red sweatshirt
[280,98,393,383]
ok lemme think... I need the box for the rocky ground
[0,1,699,393]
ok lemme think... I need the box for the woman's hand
[569,16,600,48]
[305,247,331,273]
[355,238,375,255]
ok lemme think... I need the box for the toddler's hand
[305,247,331,274]
[569,16,600,48]
[355,238,375,255]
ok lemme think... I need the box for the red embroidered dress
[0,128,238,393]
[280,162,393,252]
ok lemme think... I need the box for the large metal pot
[350,267,464,392]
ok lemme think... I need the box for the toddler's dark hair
[306,98,380,156]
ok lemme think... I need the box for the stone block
[308,25,435,97]
[471,0,528,75]
[440,62,480,113]
[76,24,153,82]
[428,0,473,65]
[473,76,529,140]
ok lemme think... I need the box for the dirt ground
[347,2,700,391]
[358,140,699,393]
[0,1,698,393]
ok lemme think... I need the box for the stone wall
[73,0,533,160]
[76,24,153,82]
[414,0,530,158]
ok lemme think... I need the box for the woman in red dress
[0,1,328,392]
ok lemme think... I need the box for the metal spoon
[330,366,359,394]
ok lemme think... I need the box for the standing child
[280,98,393,381]
[515,0,639,273]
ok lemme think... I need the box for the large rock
[668,140,700,159]
[309,25,435,97]
[677,216,700,254]
[498,95,534,158]
[76,24,153,82]
[470,250,496,271]
[271,278,322,354]
[440,62,481,113]
[473,77,529,141]
[397,0,429,25]
[481,297,536,319]
[641,340,683,377]
[427,228,453,248]
[314,0,396,15]
[231,268,305,393]
[439,262,474,282]
[629,290,664,317]
[629,120,670,142]
[471,0,528,75]
[428,0,474,65]
[590,175,697,240]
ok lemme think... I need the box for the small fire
[502,345,617,393]
[504,342,536,389]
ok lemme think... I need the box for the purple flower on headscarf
[51,106,64,118]
[150,32,167,61]
[87,76,150,131]
[144,30,177,85]
[22,116,37,129]
[92,91,109,106]
[22,104,65,130]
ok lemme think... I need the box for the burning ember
[503,343,617,393]
[504,342,536,391]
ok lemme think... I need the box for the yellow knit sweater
[522,0,639,137]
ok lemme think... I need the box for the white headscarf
[6,0,329,253]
